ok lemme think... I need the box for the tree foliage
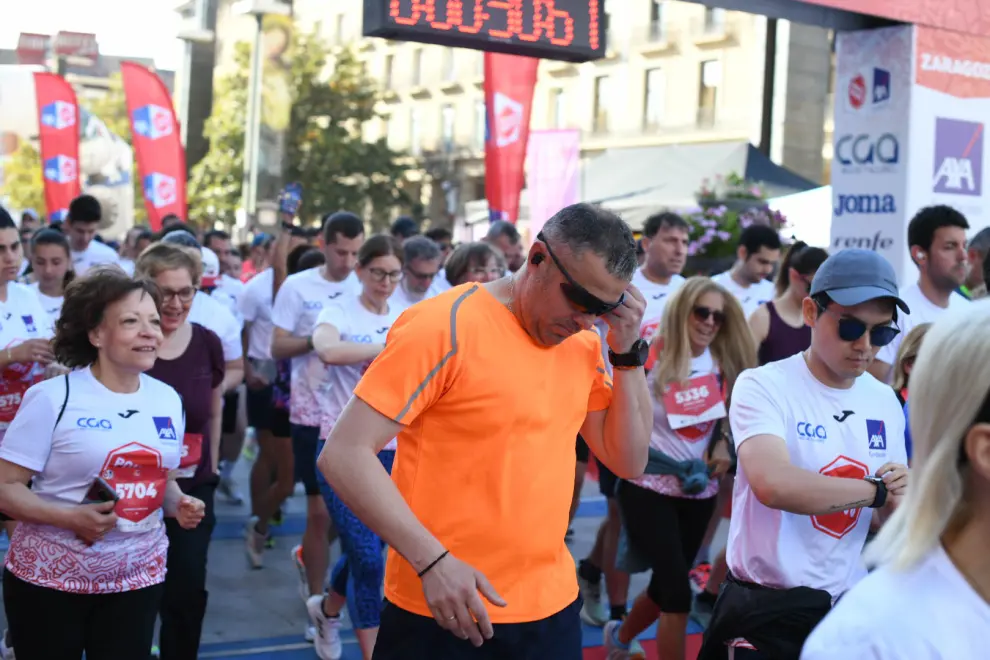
[2,142,46,215]
[189,25,410,229]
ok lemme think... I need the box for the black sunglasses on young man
[816,299,900,347]
[537,232,625,317]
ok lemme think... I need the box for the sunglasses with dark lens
[537,232,624,316]
[836,317,900,347]
[693,306,726,326]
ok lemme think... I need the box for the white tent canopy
[768,186,832,248]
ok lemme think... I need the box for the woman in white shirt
[0,267,206,660]
[309,234,404,660]
[605,277,757,660]
[802,303,990,660]
[28,228,73,323]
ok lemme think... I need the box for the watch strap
[866,476,887,509]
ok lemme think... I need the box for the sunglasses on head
[537,232,624,316]
[693,306,726,326]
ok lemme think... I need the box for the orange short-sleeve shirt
[354,283,613,623]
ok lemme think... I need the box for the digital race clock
[363,0,606,63]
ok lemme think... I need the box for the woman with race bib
[604,277,756,660]
[0,267,205,659]
[308,235,404,660]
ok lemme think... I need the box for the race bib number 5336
[663,373,726,430]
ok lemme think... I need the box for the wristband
[418,550,449,578]
[864,476,887,509]
[306,336,314,351]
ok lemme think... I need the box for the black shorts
[221,390,239,434]
[575,434,589,464]
[245,384,274,431]
[291,423,320,496]
[596,458,618,498]
[271,408,291,438]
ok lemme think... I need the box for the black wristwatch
[864,476,887,509]
[608,339,650,369]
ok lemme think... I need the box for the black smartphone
[82,477,119,505]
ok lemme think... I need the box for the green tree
[82,73,148,225]
[189,26,410,228]
[2,142,46,215]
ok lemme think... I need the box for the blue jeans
[316,441,395,629]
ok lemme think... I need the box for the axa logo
[835,133,899,173]
[43,155,77,184]
[40,101,76,131]
[833,193,896,216]
[933,118,983,196]
[866,419,887,452]
[143,173,177,209]
[797,422,827,442]
[132,104,174,140]
[21,315,36,333]
[77,417,112,430]
[152,416,177,442]
[493,92,524,148]
[847,67,891,112]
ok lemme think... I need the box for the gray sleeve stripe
[394,285,480,424]
[597,367,613,391]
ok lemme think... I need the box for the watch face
[634,339,650,363]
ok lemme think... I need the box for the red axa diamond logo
[811,455,870,540]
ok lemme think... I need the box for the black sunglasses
[537,232,624,316]
[693,306,726,326]
[817,301,900,347]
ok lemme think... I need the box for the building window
[474,100,486,148]
[698,60,721,127]
[644,68,665,130]
[703,7,725,33]
[443,48,456,81]
[593,75,610,133]
[550,88,566,129]
[649,1,665,41]
[412,49,423,86]
[410,106,422,155]
[441,104,456,148]
[384,54,394,89]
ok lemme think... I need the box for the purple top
[147,323,225,488]
[757,301,811,366]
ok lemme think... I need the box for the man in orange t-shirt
[317,203,653,659]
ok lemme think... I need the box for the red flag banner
[120,61,186,232]
[33,72,81,222]
[484,53,539,224]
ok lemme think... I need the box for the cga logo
[835,134,899,173]
[143,173,177,209]
[132,104,174,140]
[847,67,891,111]
[77,417,112,430]
[40,101,76,131]
[933,117,983,196]
[832,232,894,252]
[493,92,524,148]
[797,422,827,441]
[833,193,896,216]
[43,155,77,184]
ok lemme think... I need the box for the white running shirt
[71,240,119,275]
[727,353,907,598]
[240,268,275,361]
[0,282,54,438]
[876,282,968,368]
[28,282,63,328]
[188,290,242,362]
[712,271,775,320]
[631,269,685,330]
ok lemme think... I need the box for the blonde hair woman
[801,304,989,659]
[892,322,931,405]
[605,277,757,660]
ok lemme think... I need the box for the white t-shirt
[316,294,401,448]
[119,258,135,276]
[213,273,246,327]
[188,290,243,362]
[240,268,274,361]
[0,368,184,594]
[0,282,55,437]
[71,240,119,275]
[389,281,432,314]
[801,545,990,659]
[427,269,452,296]
[632,269,686,329]
[271,267,361,427]
[727,353,907,598]
[712,271,775,320]
[631,348,720,499]
[876,282,969,367]
[29,281,63,329]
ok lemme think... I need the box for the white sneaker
[244,517,265,569]
[304,624,316,643]
[291,544,309,602]
[306,595,343,660]
[577,568,608,627]
[0,629,14,660]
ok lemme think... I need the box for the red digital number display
[363,0,605,63]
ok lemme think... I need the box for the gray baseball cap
[809,249,910,314]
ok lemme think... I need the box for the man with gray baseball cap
[698,248,910,660]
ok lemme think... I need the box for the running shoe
[603,620,646,660]
[265,531,276,550]
[689,561,712,594]
[218,475,244,506]
[577,567,608,627]
[244,516,265,569]
[306,594,343,660]
[291,544,310,603]
[0,629,14,659]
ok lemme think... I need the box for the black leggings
[618,481,717,613]
[3,570,163,660]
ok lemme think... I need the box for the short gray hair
[403,235,441,263]
[485,220,520,245]
[540,203,637,281]
[969,227,990,256]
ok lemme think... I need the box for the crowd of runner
[0,194,984,659]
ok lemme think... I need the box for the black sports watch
[608,339,650,369]
[864,476,888,509]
